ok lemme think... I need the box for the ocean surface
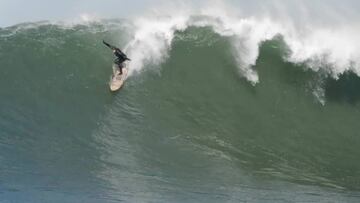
[1,14,360,202]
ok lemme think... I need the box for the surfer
[103,40,131,75]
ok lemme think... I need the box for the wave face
[1,15,360,203]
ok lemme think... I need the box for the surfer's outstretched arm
[103,40,117,50]
[103,40,131,61]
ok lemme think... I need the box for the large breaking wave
[2,2,360,199]
[1,0,360,104]
[123,1,360,85]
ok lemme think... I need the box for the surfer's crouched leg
[114,58,123,75]
[118,65,123,75]
[118,63,125,75]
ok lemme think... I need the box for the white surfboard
[109,67,128,92]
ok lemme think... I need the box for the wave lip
[123,3,360,85]
[3,1,359,85]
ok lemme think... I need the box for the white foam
[283,25,360,78]
[120,1,360,85]
[124,15,188,75]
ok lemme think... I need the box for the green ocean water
[1,21,360,202]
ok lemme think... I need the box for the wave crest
[123,2,360,85]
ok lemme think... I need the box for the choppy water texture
[1,20,360,202]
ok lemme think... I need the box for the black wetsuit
[113,48,128,67]
[103,41,130,74]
